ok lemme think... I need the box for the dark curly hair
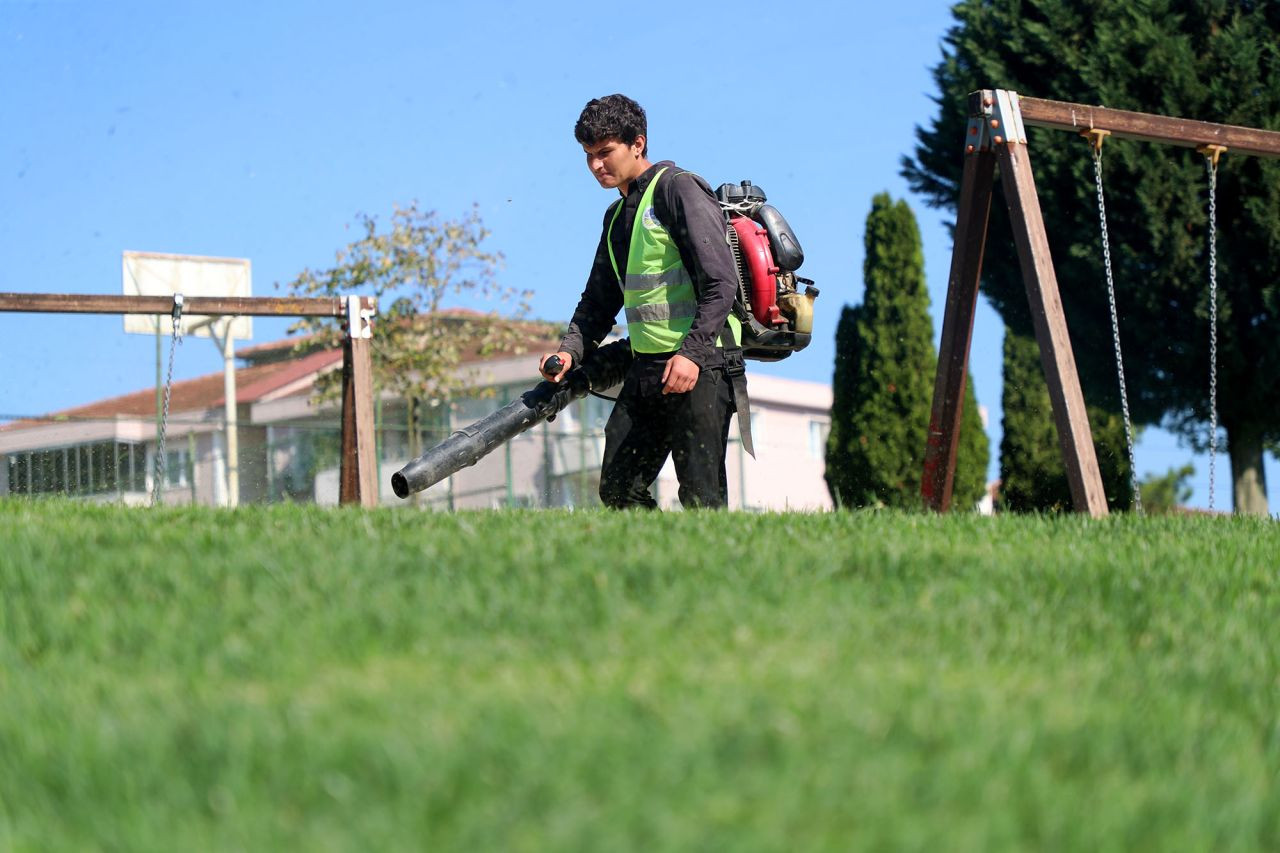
[574,94,648,156]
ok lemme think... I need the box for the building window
[144,445,191,491]
[744,410,765,448]
[808,419,830,460]
[267,427,339,501]
[453,392,502,427]
[581,394,611,432]
[6,441,146,497]
[163,447,191,488]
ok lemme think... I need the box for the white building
[1,328,834,511]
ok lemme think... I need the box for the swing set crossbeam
[1017,95,1280,159]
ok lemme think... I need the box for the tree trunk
[1227,421,1269,516]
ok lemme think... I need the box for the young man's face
[583,136,647,192]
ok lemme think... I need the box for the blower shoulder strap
[666,169,755,458]
[721,326,754,458]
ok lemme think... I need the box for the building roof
[0,347,342,432]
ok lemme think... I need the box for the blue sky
[3,0,1272,511]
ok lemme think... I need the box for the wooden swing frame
[921,89,1280,517]
[0,293,380,507]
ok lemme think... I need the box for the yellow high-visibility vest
[607,167,742,353]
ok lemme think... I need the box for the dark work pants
[599,361,734,510]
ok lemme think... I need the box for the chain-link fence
[2,387,796,509]
[2,393,617,509]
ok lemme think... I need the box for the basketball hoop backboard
[123,251,252,339]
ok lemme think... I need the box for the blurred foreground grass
[1,500,1277,851]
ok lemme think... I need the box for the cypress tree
[826,193,989,509]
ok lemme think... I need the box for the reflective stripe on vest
[607,167,741,354]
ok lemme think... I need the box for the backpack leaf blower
[717,180,819,362]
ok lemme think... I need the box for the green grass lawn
[1,500,1277,851]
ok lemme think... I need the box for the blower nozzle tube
[390,340,632,499]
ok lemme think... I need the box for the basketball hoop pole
[155,317,162,469]
[209,318,240,508]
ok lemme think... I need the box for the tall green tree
[903,0,1280,514]
[826,193,989,509]
[283,202,533,460]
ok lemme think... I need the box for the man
[539,94,744,509]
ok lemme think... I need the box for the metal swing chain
[1204,153,1220,512]
[152,294,184,506]
[1090,138,1143,514]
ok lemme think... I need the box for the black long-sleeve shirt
[558,160,738,370]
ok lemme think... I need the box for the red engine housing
[729,215,784,326]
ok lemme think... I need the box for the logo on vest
[641,205,660,230]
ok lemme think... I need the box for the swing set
[922,89,1280,517]
[0,292,379,507]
